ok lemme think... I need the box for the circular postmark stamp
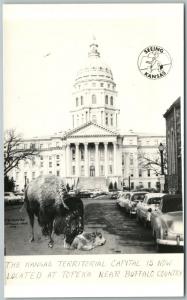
[137,45,172,80]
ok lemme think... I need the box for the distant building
[9,39,165,192]
[164,97,181,194]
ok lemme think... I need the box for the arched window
[110,96,113,105]
[105,95,108,105]
[76,97,79,107]
[92,94,96,104]
[81,96,84,105]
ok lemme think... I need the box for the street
[5,197,157,255]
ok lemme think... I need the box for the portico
[65,140,118,178]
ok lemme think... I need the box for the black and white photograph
[4,3,184,298]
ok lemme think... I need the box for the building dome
[74,38,114,85]
[71,37,119,131]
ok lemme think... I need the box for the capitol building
[10,39,166,192]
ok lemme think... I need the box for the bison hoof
[29,237,34,243]
[48,241,54,248]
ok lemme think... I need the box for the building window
[56,162,60,167]
[147,169,151,177]
[90,148,95,161]
[56,155,60,159]
[49,162,52,168]
[92,115,97,123]
[100,83,104,87]
[32,158,36,166]
[40,155,43,160]
[24,144,27,149]
[49,156,52,160]
[40,144,43,149]
[40,162,43,167]
[72,166,75,175]
[100,149,104,161]
[148,182,151,188]
[130,169,134,177]
[139,169,142,177]
[81,96,83,105]
[108,83,110,88]
[139,182,144,188]
[76,97,78,106]
[77,115,79,126]
[122,153,125,166]
[110,96,113,105]
[32,172,35,180]
[111,115,113,126]
[72,148,75,161]
[49,171,52,174]
[109,149,113,160]
[130,154,133,165]
[105,95,108,104]
[109,165,113,174]
[92,94,96,104]
[80,148,84,160]
[81,166,84,176]
[57,170,60,176]
[131,182,134,189]
[106,113,108,125]
[100,165,104,176]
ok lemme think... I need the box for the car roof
[145,193,165,198]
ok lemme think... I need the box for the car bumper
[157,238,184,246]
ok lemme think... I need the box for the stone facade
[164,97,181,194]
[9,39,166,192]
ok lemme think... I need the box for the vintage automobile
[151,194,183,251]
[126,192,147,216]
[117,192,131,209]
[4,192,23,205]
[136,193,165,227]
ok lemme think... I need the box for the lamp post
[128,175,131,191]
[158,143,164,175]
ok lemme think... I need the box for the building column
[75,143,79,177]
[104,142,108,176]
[66,143,70,177]
[84,143,89,176]
[113,142,117,176]
[95,142,99,176]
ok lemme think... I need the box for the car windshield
[162,197,182,213]
[131,194,145,202]
[147,197,161,205]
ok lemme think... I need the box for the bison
[24,175,84,248]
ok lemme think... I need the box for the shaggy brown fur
[25,175,84,247]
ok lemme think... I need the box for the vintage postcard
[4,3,184,298]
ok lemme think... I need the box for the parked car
[118,192,131,209]
[126,192,147,216]
[110,191,119,200]
[4,192,23,205]
[136,193,165,227]
[151,194,183,251]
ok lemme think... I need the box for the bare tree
[138,147,167,176]
[4,129,39,176]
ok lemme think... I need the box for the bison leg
[27,211,35,242]
[48,221,54,248]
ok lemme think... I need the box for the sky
[4,4,184,138]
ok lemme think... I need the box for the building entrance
[90,166,95,177]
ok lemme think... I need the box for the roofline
[163,97,181,118]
